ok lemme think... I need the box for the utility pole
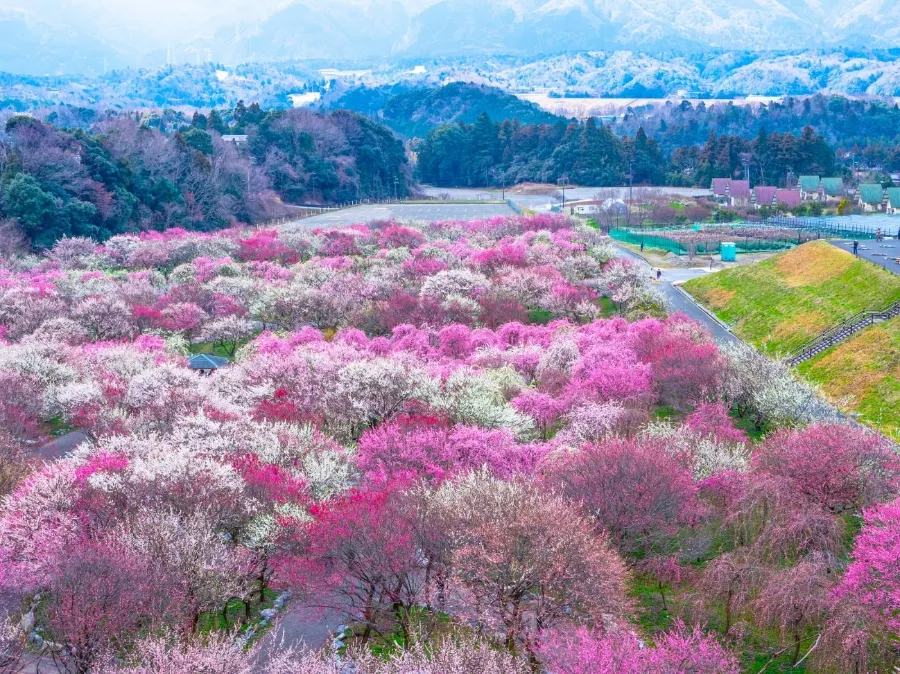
[492,168,506,200]
[627,155,634,226]
[740,152,752,183]
[558,175,568,210]
[393,177,399,201]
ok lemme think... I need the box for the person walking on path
[852,240,859,256]
[656,268,662,281]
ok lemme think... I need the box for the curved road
[611,245,738,344]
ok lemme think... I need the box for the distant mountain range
[1,49,900,112]
[438,51,900,97]
[2,0,900,75]
[194,0,900,64]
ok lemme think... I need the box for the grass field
[682,241,900,356]
[798,315,900,441]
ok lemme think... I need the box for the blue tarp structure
[188,354,229,370]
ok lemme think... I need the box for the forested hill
[417,114,836,189]
[0,106,409,249]
[325,83,565,138]
[611,95,900,159]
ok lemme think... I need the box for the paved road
[285,203,514,228]
[268,604,342,650]
[419,185,713,201]
[830,238,900,276]
[823,215,900,237]
[32,431,89,461]
[612,245,738,344]
[418,185,712,213]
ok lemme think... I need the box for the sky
[0,0,293,47]
[0,0,436,49]
[2,0,895,72]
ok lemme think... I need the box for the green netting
[609,219,878,257]
[616,219,878,240]
[609,228,800,255]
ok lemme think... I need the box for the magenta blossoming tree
[0,213,875,671]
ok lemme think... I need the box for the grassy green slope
[798,315,900,441]
[682,241,900,356]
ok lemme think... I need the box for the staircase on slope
[787,299,900,366]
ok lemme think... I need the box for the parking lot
[284,203,516,229]
[832,238,900,276]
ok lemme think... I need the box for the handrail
[787,299,900,365]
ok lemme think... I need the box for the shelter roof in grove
[188,354,229,370]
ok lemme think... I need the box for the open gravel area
[285,203,515,228]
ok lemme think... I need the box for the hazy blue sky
[0,0,293,45]
[0,0,435,46]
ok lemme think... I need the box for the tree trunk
[724,590,733,635]
[258,560,268,604]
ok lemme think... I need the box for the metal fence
[609,218,881,256]
[620,219,878,239]
[748,215,880,240]
[609,228,807,255]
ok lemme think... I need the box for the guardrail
[787,299,900,365]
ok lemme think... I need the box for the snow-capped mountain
[1,0,900,75]
[188,0,900,64]
[399,0,897,55]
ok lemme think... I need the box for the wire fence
[749,215,881,240]
[620,220,877,237]
[609,229,800,255]
[607,220,879,256]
